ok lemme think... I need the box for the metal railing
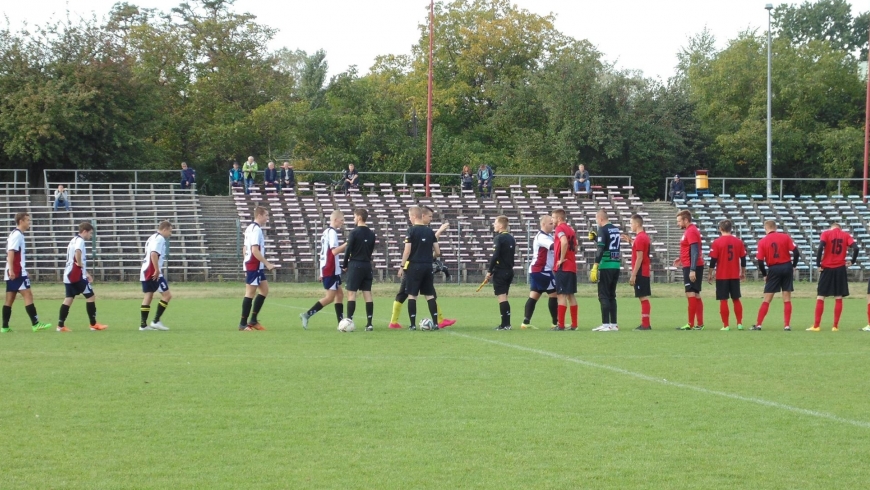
[664,176,867,201]
[44,169,187,194]
[0,169,29,191]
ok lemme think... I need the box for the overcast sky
[2,1,863,80]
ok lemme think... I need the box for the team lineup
[5,207,870,332]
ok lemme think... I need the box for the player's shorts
[598,269,619,300]
[245,270,267,286]
[764,263,794,293]
[345,262,373,292]
[683,266,704,294]
[715,279,742,301]
[64,279,93,298]
[529,271,556,293]
[141,277,169,294]
[555,271,577,294]
[6,275,31,292]
[404,263,435,297]
[634,275,651,298]
[322,274,342,291]
[817,266,849,297]
[492,269,514,296]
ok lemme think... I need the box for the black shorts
[64,279,94,298]
[817,266,849,297]
[555,271,577,295]
[345,262,373,292]
[715,279,742,301]
[764,263,794,293]
[634,275,651,298]
[491,269,514,295]
[598,268,619,300]
[683,267,704,294]
[404,263,435,297]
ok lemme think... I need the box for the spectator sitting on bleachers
[243,156,258,195]
[281,161,296,192]
[342,163,359,194]
[477,163,494,198]
[53,184,71,211]
[460,165,474,191]
[573,164,590,195]
[229,161,243,188]
[180,162,196,189]
[264,161,279,192]
[670,174,686,204]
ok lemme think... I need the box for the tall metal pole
[864,20,870,201]
[425,0,434,198]
[766,4,773,199]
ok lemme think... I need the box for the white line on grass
[450,332,870,429]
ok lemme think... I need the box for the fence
[0,169,29,191]
[663,176,868,201]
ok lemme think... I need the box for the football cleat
[248,323,266,331]
[677,324,693,331]
[299,312,310,330]
[57,326,71,332]
[550,326,565,331]
[721,326,730,331]
[862,325,870,332]
[438,319,456,328]
[737,324,744,330]
[495,325,511,330]
[0,327,9,333]
[569,326,578,331]
[750,325,762,331]
[634,325,651,330]
[365,325,373,332]
[783,326,791,331]
[238,325,253,331]
[139,325,159,331]
[832,326,839,332]
[806,326,820,332]
[693,325,705,331]
[592,324,610,332]
[32,322,52,332]
[408,325,417,331]
[149,321,169,331]
[520,323,533,330]
[89,323,108,331]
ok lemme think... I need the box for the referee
[487,215,515,330]
[342,208,377,331]
[398,206,441,330]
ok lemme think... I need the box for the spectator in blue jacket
[229,162,243,188]
[264,161,279,192]
[477,164,494,198]
[180,162,196,189]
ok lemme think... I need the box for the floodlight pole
[425,0,434,198]
[765,4,773,199]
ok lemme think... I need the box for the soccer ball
[338,318,355,332]
[420,318,436,331]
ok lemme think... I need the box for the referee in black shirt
[487,215,516,330]
[398,206,441,330]
[342,208,377,331]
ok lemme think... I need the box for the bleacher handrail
[0,169,29,191]
[44,169,188,194]
[664,176,866,201]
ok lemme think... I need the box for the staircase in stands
[199,195,243,281]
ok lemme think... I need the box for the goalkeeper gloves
[589,263,599,283]
[588,230,597,242]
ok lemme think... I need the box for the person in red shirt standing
[707,220,747,331]
[622,214,652,330]
[551,209,578,330]
[672,210,705,330]
[753,220,800,331]
[809,223,857,331]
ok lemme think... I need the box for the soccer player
[810,223,857,332]
[591,209,621,331]
[343,208,377,331]
[140,221,173,331]
[622,214,652,330]
[3,212,51,333]
[521,215,558,330]
[239,206,276,331]
[551,209,578,330]
[387,206,455,329]
[57,222,107,332]
[398,206,441,330]
[673,210,705,330]
[707,219,747,331]
[752,220,800,331]
[300,211,347,329]
[487,215,516,330]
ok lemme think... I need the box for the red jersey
[631,231,651,277]
[756,231,795,266]
[819,228,855,269]
[679,224,704,268]
[553,223,577,273]
[709,234,746,280]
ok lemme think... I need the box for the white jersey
[63,235,88,284]
[140,233,167,281]
[319,227,341,277]
[243,222,266,272]
[528,230,555,274]
[4,228,27,280]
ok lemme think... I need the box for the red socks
[719,300,729,327]
[687,297,696,326]
[756,301,770,326]
[833,298,843,328]
[640,299,651,327]
[814,299,824,328]
[784,301,792,327]
[733,299,743,325]
[695,298,704,326]
[570,305,578,328]
[557,305,567,327]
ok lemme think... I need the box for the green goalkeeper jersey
[596,223,622,270]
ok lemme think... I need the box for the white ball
[338,318,355,332]
[420,318,435,331]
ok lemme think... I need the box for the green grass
[3,281,870,488]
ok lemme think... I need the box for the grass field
[3,280,870,489]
